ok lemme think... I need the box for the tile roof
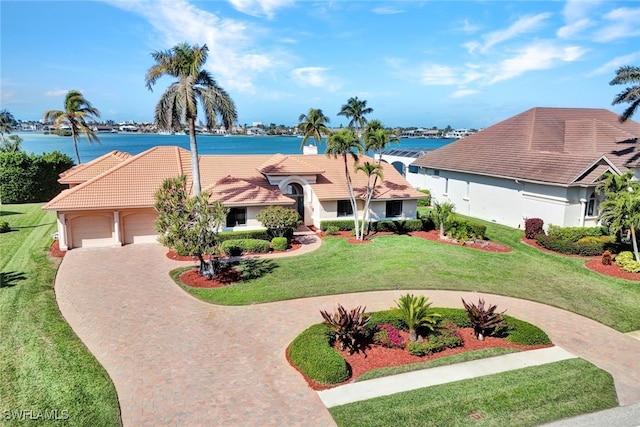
[412,107,640,186]
[257,154,325,175]
[58,150,132,184]
[44,146,424,211]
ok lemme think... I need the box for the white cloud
[420,65,458,86]
[461,19,480,34]
[45,90,69,97]
[290,67,339,91]
[450,88,480,98]
[477,13,553,53]
[490,42,587,83]
[594,7,640,42]
[372,6,403,15]
[588,52,640,77]
[104,0,279,94]
[227,0,294,19]
[557,18,594,39]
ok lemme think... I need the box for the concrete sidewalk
[317,346,576,408]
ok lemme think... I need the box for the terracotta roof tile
[58,150,132,184]
[44,147,425,211]
[412,107,640,185]
[257,154,325,175]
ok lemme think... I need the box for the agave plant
[461,298,506,340]
[320,304,371,353]
[393,294,440,341]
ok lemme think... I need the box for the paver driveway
[55,243,640,426]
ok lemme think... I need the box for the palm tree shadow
[0,271,27,288]
[236,258,277,280]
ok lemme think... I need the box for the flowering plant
[373,323,405,349]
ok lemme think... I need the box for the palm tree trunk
[188,119,202,195]
[632,226,639,262]
[71,127,81,164]
[343,154,360,239]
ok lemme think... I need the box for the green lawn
[0,204,121,426]
[330,359,618,427]
[180,217,640,332]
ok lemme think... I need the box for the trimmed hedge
[499,315,551,345]
[271,236,288,251]
[288,324,349,384]
[535,234,615,256]
[218,229,270,242]
[366,310,406,335]
[320,218,436,233]
[320,220,356,231]
[220,239,270,256]
[547,225,607,242]
[446,218,487,241]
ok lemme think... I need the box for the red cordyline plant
[461,298,506,341]
[320,304,371,353]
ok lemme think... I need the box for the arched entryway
[283,183,304,219]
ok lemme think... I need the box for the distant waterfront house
[43,146,425,249]
[407,107,640,229]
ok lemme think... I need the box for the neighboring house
[408,107,640,229]
[44,146,425,249]
[374,148,433,177]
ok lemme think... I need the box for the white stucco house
[44,146,425,249]
[407,107,640,229]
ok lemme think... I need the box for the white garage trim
[69,213,114,248]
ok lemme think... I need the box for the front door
[284,183,305,221]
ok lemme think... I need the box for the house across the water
[44,146,425,249]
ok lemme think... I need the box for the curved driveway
[55,243,640,426]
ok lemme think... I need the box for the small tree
[256,206,301,238]
[393,294,440,342]
[154,176,229,278]
[432,201,455,238]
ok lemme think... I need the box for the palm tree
[297,108,330,148]
[432,201,455,239]
[43,90,100,164]
[393,294,439,342]
[326,128,363,238]
[596,171,635,197]
[146,42,237,195]
[610,66,640,122]
[338,97,373,137]
[0,110,17,136]
[599,185,640,261]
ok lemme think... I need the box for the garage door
[71,215,113,248]
[123,212,159,244]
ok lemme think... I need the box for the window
[408,165,419,174]
[226,208,246,227]
[337,200,353,217]
[586,191,596,217]
[386,200,403,218]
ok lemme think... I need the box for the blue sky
[2,1,640,129]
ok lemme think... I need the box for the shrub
[271,236,288,251]
[373,324,405,349]
[366,310,406,334]
[416,189,431,207]
[547,225,607,242]
[393,294,440,341]
[320,304,371,353]
[602,250,613,266]
[615,251,640,273]
[535,234,614,256]
[445,219,486,241]
[288,324,349,384]
[407,333,462,356]
[320,220,355,231]
[218,229,270,242]
[220,239,270,256]
[498,316,551,345]
[434,308,472,328]
[524,218,544,239]
[325,225,340,235]
[372,219,424,233]
[461,298,506,340]
[0,221,10,233]
[256,206,301,238]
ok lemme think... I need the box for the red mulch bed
[522,237,640,281]
[288,328,551,391]
[410,230,512,253]
[49,240,66,258]
[180,268,243,288]
[166,239,302,261]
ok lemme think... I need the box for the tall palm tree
[355,161,383,237]
[611,66,640,122]
[338,97,373,136]
[43,90,100,164]
[596,171,635,197]
[146,42,237,195]
[326,128,363,238]
[297,108,330,148]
